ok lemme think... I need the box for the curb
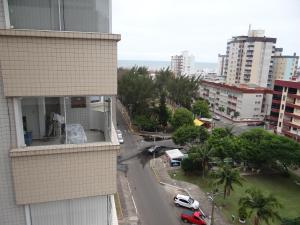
[150,164,161,183]
[115,192,124,219]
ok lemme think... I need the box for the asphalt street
[117,108,184,225]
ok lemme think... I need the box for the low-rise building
[269,80,300,141]
[199,80,272,122]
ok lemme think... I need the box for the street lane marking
[126,179,138,215]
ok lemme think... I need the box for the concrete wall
[0,29,120,97]
[11,142,119,205]
[0,0,5,28]
[0,69,26,224]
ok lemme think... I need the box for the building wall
[239,93,264,118]
[0,71,26,225]
[0,29,120,97]
[250,42,273,87]
[11,143,119,205]
[30,195,109,225]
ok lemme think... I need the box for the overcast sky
[112,0,300,63]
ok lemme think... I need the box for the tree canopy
[171,108,194,130]
[192,100,211,118]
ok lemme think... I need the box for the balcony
[272,99,281,104]
[0,29,121,97]
[283,120,300,129]
[273,91,283,95]
[271,108,280,113]
[285,112,300,120]
[288,93,300,100]
[286,102,300,110]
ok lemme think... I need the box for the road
[117,108,183,225]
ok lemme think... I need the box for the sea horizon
[118,59,217,71]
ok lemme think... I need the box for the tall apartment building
[199,80,272,122]
[217,54,226,77]
[271,52,299,84]
[223,28,276,88]
[0,1,120,225]
[269,80,300,141]
[171,50,195,76]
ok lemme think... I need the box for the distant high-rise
[271,51,299,85]
[217,54,226,77]
[223,28,276,88]
[171,51,195,76]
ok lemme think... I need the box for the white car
[174,194,199,210]
[213,115,221,121]
[116,130,122,135]
[117,133,124,144]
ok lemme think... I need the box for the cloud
[112,0,300,62]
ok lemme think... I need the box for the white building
[223,28,276,88]
[217,54,226,77]
[171,51,195,76]
[199,80,272,122]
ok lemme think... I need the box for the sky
[112,0,300,63]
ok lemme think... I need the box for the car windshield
[188,197,194,204]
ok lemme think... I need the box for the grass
[169,170,300,225]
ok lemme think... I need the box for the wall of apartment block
[11,143,119,205]
[0,71,26,224]
[0,29,120,97]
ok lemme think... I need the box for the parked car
[174,194,199,210]
[116,130,122,135]
[147,145,164,154]
[117,133,124,144]
[181,210,206,225]
[212,115,221,121]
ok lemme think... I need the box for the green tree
[218,106,225,112]
[239,129,300,171]
[212,165,243,199]
[172,125,199,145]
[133,115,158,131]
[192,100,211,118]
[171,108,194,130]
[189,144,213,178]
[118,66,155,115]
[168,75,200,109]
[158,93,170,127]
[198,126,210,144]
[239,188,282,225]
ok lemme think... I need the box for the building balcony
[273,91,283,95]
[286,102,300,110]
[271,108,280,113]
[283,120,300,129]
[288,93,300,100]
[10,127,120,205]
[272,99,281,104]
[268,116,279,122]
[0,29,121,97]
[284,112,300,120]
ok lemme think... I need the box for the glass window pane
[9,0,60,30]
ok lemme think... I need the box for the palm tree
[239,188,282,225]
[189,144,213,178]
[212,165,243,198]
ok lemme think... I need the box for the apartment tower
[0,0,120,225]
[223,28,276,88]
[171,50,195,76]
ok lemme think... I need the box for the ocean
[118,60,217,71]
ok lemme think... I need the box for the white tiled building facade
[0,0,119,225]
[199,80,272,122]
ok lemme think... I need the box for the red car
[181,210,207,225]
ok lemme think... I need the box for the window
[8,0,110,32]
[281,104,285,110]
[20,96,112,147]
[278,122,282,127]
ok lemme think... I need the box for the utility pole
[208,195,215,225]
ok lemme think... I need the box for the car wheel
[175,203,180,207]
[183,219,188,223]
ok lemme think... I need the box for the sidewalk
[117,172,140,225]
[151,157,230,225]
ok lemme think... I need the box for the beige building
[269,80,300,141]
[0,1,120,225]
[217,54,226,77]
[223,28,276,88]
[199,80,272,122]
